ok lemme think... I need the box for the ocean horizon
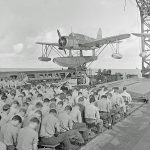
[0,68,142,75]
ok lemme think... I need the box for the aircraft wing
[80,34,130,48]
[132,33,150,38]
[36,42,59,46]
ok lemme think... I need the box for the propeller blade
[57,29,61,38]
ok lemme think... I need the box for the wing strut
[87,44,109,68]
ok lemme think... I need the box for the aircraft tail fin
[97,28,102,39]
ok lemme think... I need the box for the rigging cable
[87,44,109,68]
[53,46,64,57]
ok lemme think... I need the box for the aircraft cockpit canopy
[69,33,94,42]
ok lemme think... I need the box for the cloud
[34,27,67,43]
[25,28,67,60]
[13,43,24,54]
[0,43,24,62]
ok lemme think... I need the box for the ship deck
[80,77,150,150]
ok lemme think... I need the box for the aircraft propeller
[57,29,67,54]
[57,29,61,39]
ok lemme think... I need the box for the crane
[135,0,150,76]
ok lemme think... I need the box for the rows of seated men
[0,82,132,150]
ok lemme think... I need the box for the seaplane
[36,28,130,69]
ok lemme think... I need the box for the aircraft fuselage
[58,33,97,50]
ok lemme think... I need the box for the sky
[0,0,142,69]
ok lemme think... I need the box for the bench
[85,118,103,133]
[100,112,112,129]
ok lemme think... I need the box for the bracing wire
[53,46,64,57]
[53,47,63,57]
[47,46,52,57]
[109,44,116,53]
[87,44,108,68]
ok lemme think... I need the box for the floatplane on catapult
[36,28,130,70]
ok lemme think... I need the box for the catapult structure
[136,0,150,76]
